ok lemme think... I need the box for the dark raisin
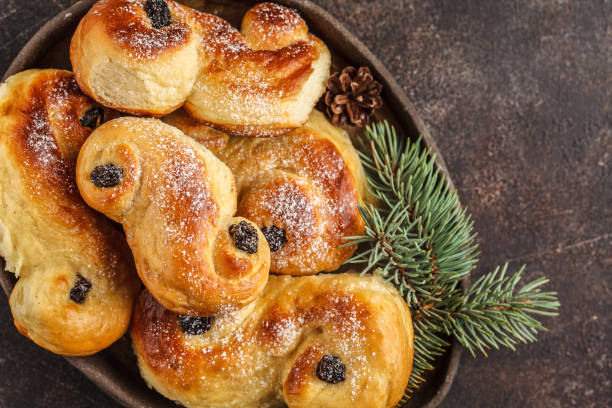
[229,221,258,254]
[80,106,104,129]
[178,315,214,335]
[69,274,92,304]
[145,0,171,29]
[316,355,346,384]
[261,225,287,252]
[90,164,123,188]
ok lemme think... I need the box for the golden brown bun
[0,69,140,356]
[70,1,330,136]
[70,0,201,116]
[176,109,364,275]
[184,2,331,137]
[75,117,271,316]
[132,273,413,408]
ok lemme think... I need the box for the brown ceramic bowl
[0,1,461,407]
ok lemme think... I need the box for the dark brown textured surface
[0,0,610,407]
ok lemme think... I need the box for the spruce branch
[348,121,479,311]
[438,264,560,357]
[344,121,560,398]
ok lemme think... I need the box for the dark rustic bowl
[0,1,461,407]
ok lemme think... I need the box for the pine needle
[343,122,560,398]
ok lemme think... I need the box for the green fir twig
[344,122,560,398]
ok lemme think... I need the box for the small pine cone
[323,66,383,127]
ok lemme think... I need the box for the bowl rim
[1,1,462,407]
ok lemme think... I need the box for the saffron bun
[70,0,331,136]
[75,117,271,316]
[132,273,413,408]
[0,69,140,356]
[169,109,366,275]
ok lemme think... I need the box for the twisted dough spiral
[170,109,366,275]
[70,0,330,136]
[76,117,270,316]
[132,273,413,408]
[0,69,140,355]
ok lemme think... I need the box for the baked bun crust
[70,0,201,116]
[184,2,331,137]
[132,273,413,408]
[162,108,229,152]
[186,109,364,275]
[70,0,330,136]
[0,69,140,356]
[75,117,270,316]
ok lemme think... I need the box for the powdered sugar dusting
[244,175,331,272]
[106,118,216,260]
[20,75,89,197]
[24,107,60,172]
[259,178,319,244]
[200,13,249,56]
[244,2,305,47]
[186,5,317,126]
[222,128,361,274]
[101,0,192,61]
[149,132,216,290]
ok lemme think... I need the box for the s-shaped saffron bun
[132,273,414,408]
[0,69,140,356]
[70,0,331,136]
[75,117,271,316]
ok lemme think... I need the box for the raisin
[316,355,346,384]
[178,315,214,335]
[261,225,287,252]
[145,0,171,29]
[90,164,123,188]
[229,221,258,254]
[80,106,104,129]
[69,274,92,304]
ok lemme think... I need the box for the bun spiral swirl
[171,109,366,275]
[76,117,270,316]
[132,273,413,408]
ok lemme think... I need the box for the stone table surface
[0,0,610,407]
